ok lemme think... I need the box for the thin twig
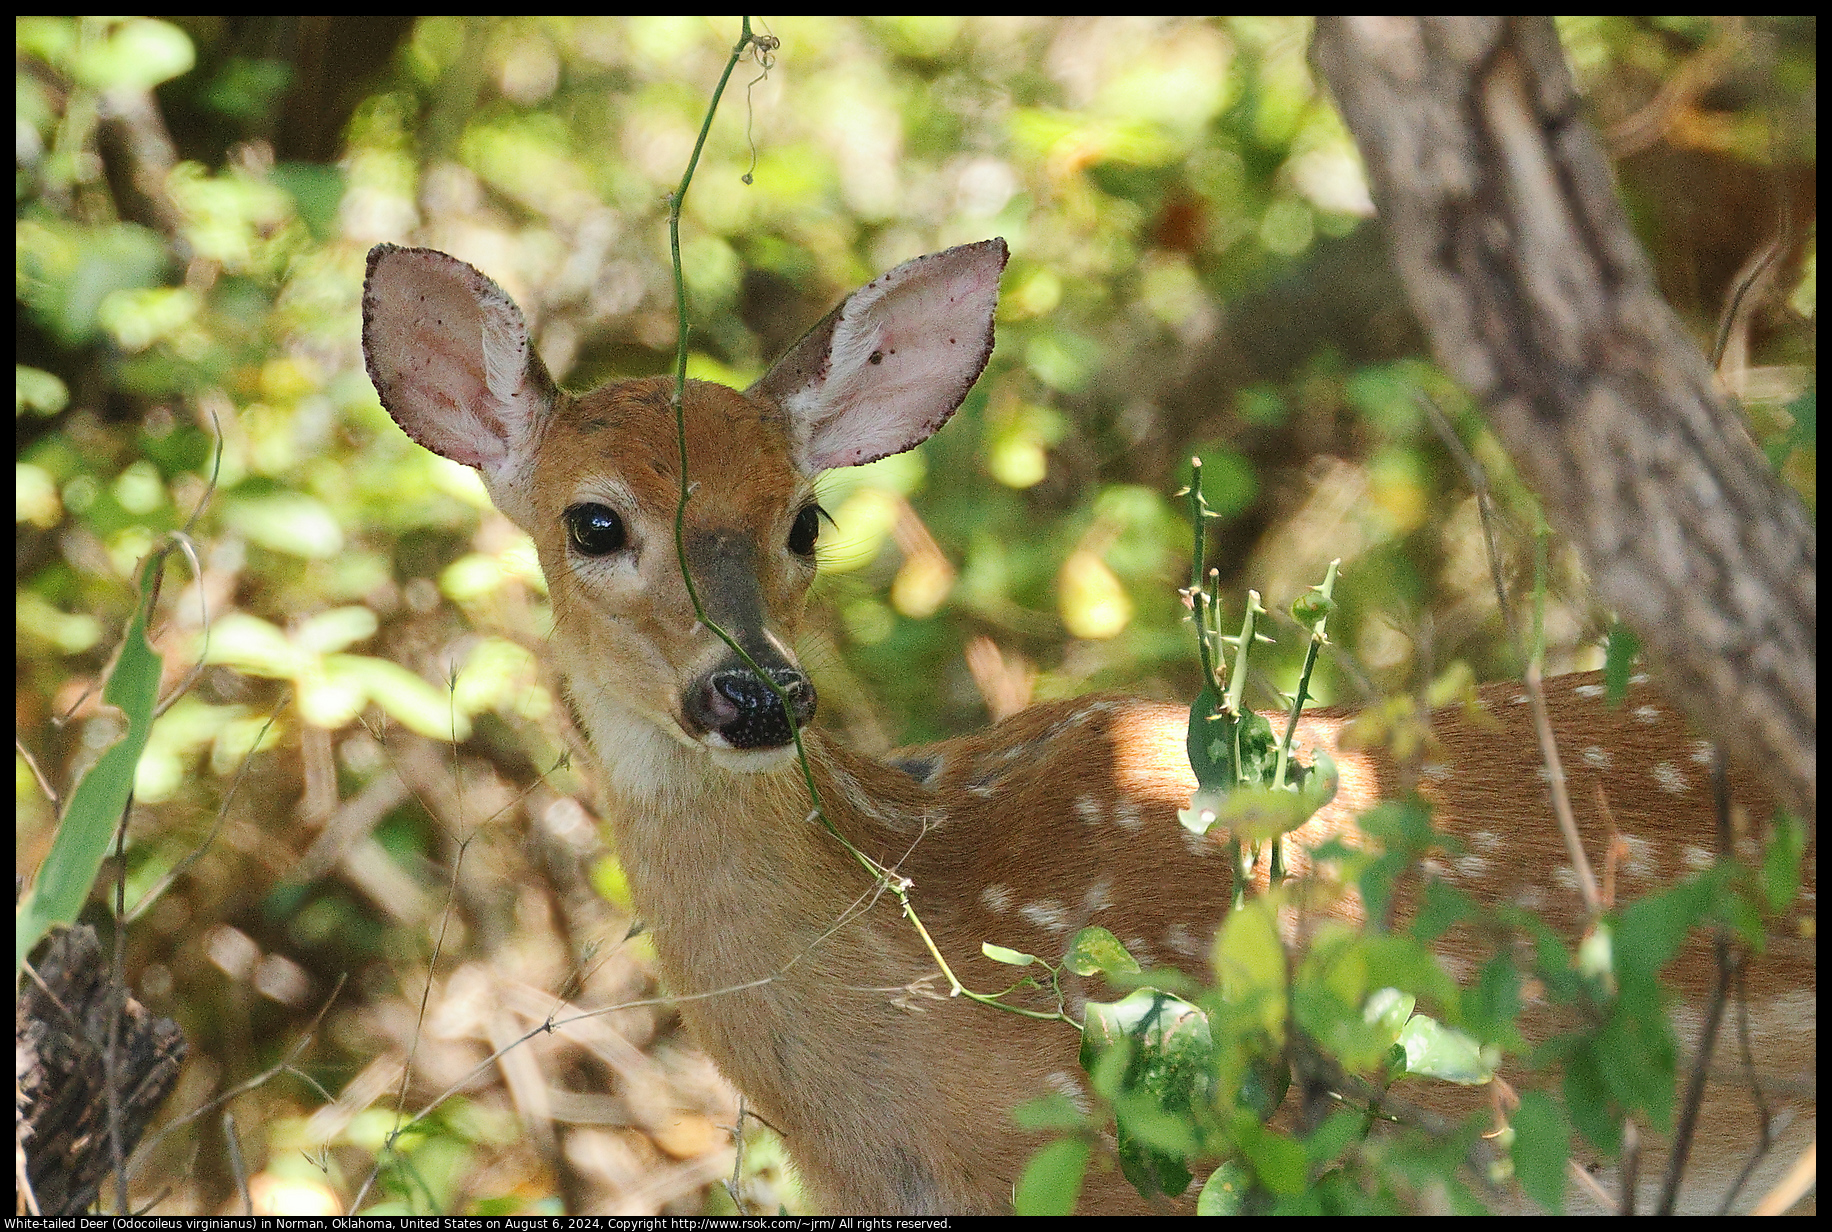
[1748,1140,1816,1215]
[223,1112,251,1216]
[1656,753,1740,1213]
[1521,661,1602,919]
[1618,1118,1638,1215]
[1418,392,1520,653]
[1715,962,1777,1213]
[1567,1157,1614,1209]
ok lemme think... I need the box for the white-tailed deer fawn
[362,240,1812,1214]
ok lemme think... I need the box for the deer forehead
[535,376,806,527]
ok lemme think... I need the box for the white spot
[1551,865,1579,890]
[1681,845,1715,871]
[1165,923,1204,958]
[1629,673,1650,685]
[826,762,881,819]
[1074,795,1103,824]
[1652,762,1689,794]
[1045,1070,1092,1115]
[1633,705,1662,725]
[1616,834,1655,879]
[1575,683,1606,700]
[968,783,997,798]
[1582,745,1611,770]
[1420,762,1453,783]
[1509,691,1530,706]
[981,884,1013,913]
[1688,739,1715,767]
[1021,899,1071,934]
[1514,884,1546,911]
[1422,857,1450,880]
[1471,830,1501,854]
[1126,938,1156,966]
[1082,878,1114,914]
[1454,854,1492,880]
[1114,800,1143,831]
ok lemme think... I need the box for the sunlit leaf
[1066,926,1140,978]
[1013,1137,1089,1216]
[17,565,163,971]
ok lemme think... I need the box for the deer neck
[567,682,919,989]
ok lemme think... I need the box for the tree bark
[17,924,187,1216]
[1311,15,1814,819]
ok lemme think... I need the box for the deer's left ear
[750,238,1007,474]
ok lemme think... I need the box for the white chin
[704,741,800,773]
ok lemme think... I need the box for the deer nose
[686,663,817,750]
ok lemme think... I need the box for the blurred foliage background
[16,15,1814,1216]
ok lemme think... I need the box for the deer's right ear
[362,244,557,515]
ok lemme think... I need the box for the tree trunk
[1311,15,1815,820]
[17,924,187,1216]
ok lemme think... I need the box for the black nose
[686,664,817,750]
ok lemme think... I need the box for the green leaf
[324,654,471,741]
[1763,813,1806,913]
[1615,876,1717,991]
[17,365,70,416]
[1411,878,1476,944]
[1234,1119,1307,1195]
[1013,1138,1089,1216]
[16,218,170,346]
[1177,786,1225,836]
[1594,1008,1677,1131]
[1362,986,1415,1039]
[1197,1160,1253,1215]
[1212,896,1287,1040]
[73,18,195,91]
[18,563,164,972]
[1185,684,1233,791]
[1209,781,1323,844]
[1361,934,1460,1012]
[1065,926,1139,977]
[1462,956,1523,1048]
[1602,624,1641,704]
[225,493,345,558]
[983,942,1037,967]
[1510,1091,1569,1215]
[1081,989,1213,1199]
[295,605,379,654]
[1395,1014,1497,1085]
[1561,1045,1619,1154]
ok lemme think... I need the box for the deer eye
[565,503,628,556]
[789,504,825,558]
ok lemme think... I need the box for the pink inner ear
[363,245,545,478]
[786,239,1007,473]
